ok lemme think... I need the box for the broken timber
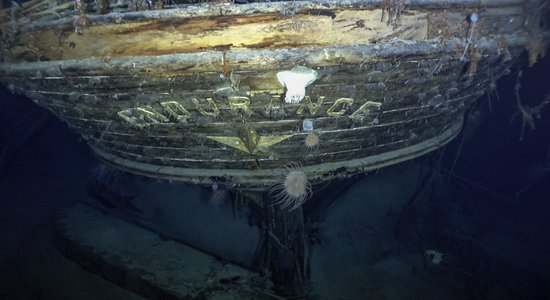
[1,0,548,189]
[2,0,549,298]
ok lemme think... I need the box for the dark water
[1,52,549,299]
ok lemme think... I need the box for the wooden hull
[1,0,548,189]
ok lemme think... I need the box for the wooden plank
[8,9,428,61]
[89,118,463,188]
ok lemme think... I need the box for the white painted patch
[277,66,318,104]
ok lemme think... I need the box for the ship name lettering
[192,97,220,117]
[228,96,252,115]
[117,95,382,127]
[326,98,354,117]
[296,96,324,116]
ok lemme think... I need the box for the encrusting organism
[304,132,320,152]
[460,13,479,61]
[269,162,312,210]
[510,71,550,141]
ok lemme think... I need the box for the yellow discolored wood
[14,9,428,61]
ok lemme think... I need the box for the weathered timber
[1,0,549,190]
[3,1,548,297]
[267,204,309,296]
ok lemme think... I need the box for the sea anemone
[269,162,312,210]
[304,132,320,152]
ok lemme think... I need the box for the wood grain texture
[1,0,548,188]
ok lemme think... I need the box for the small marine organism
[460,12,479,61]
[304,132,319,152]
[525,33,549,67]
[510,71,550,141]
[302,119,319,151]
[269,162,312,210]
[424,249,443,265]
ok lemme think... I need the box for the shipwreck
[1,0,549,297]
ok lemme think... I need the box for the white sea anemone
[304,132,320,152]
[269,162,312,210]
